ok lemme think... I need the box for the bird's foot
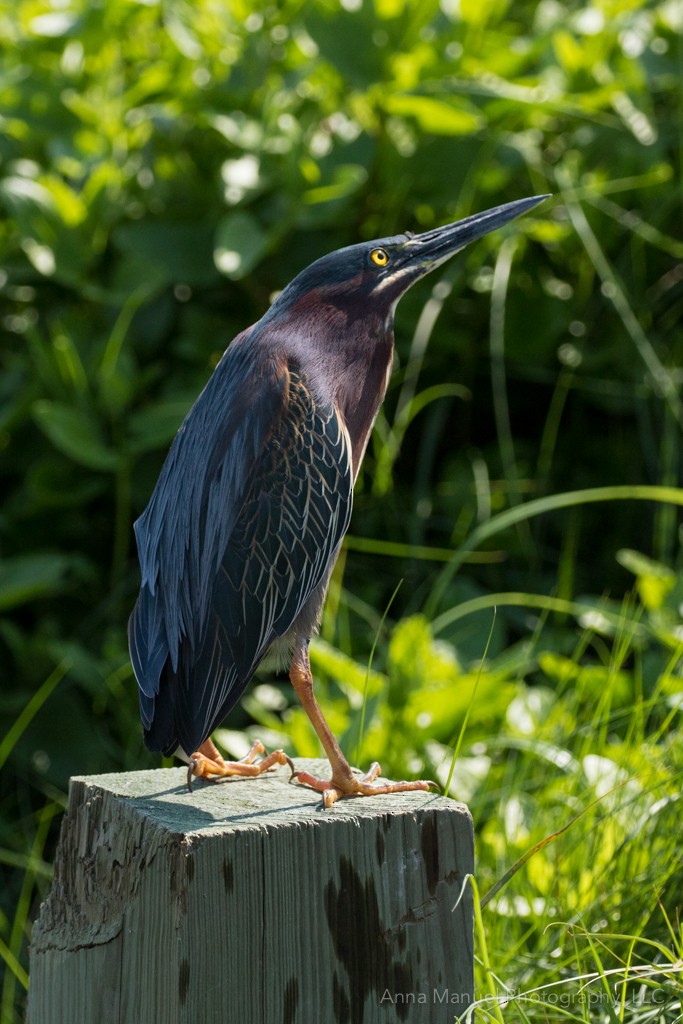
[290,760,440,809]
[187,738,294,792]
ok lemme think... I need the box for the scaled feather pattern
[129,329,353,757]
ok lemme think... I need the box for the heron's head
[273,195,549,322]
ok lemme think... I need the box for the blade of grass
[431,591,642,637]
[1,800,60,1019]
[426,484,683,618]
[587,194,683,258]
[443,609,497,798]
[454,874,506,1024]
[0,938,28,992]
[481,778,643,911]
[573,918,627,1024]
[373,382,469,495]
[0,660,69,772]
[98,284,152,386]
[556,163,682,427]
[354,578,402,765]
[344,534,504,563]
[535,368,575,492]
[490,235,531,542]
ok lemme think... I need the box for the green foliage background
[1,0,682,1020]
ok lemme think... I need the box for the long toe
[187,741,292,789]
[292,762,438,808]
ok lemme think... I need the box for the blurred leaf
[39,175,87,226]
[26,461,106,508]
[33,401,119,471]
[310,636,385,699]
[427,741,492,801]
[505,686,557,735]
[0,555,74,611]
[305,7,385,86]
[616,548,676,610]
[552,29,584,72]
[459,0,510,27]
[406,670,516,736]
[28,12,79,37]
[304,164,368,205]
[0,4,682,1020]
[113,221,218,287]
[388,614,462,709]
[0,176,55,219]
[385,94,482,135]
[616,548,675,581]
[284,707,321,758]
[127,400,191,453]
[214,212,270,280]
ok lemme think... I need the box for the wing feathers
[129,350,353,755]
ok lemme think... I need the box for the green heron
[129,195,547,807]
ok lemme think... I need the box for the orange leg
[288,643,439,808]
[187,737,293,792]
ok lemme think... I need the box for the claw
[291,762,437,808]
[185,739,292,790]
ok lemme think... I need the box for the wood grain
[28,759,474,1023]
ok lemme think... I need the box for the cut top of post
[69,759,469,837]
[30,760,474,1024]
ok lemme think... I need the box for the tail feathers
[128,586,170,732]
[128,585,247,759]
[142,685,180,757]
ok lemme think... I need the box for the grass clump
[235,538,682,1023]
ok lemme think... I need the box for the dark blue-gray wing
[167,366,353,755]
[128,353,353,757]
[129,333,284,737]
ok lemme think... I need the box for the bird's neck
[330,317,395,479]
[268,301,395,479]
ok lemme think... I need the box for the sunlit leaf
[552,29,585,72]
[459,0,510,27]
[28,12,78,37]
[39,175,87,226]
[616,548,675,581]
[385,94,482,135]
[0,176,55,216]
[310,636,385,698]
[304,164,368,205]
[617,548,676,609]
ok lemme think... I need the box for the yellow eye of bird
[370,248,389,267]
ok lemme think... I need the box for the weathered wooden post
[28,759,474,1023]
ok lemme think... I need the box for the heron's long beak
[404,194,550,277]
